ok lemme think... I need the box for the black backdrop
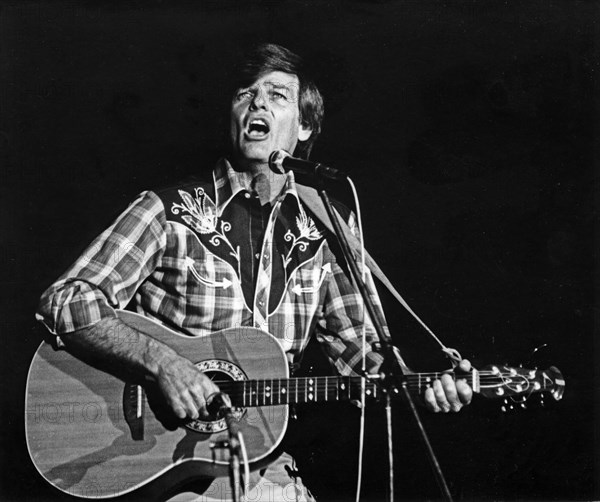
[1,1,597,500]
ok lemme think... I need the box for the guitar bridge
[123,383,145,441]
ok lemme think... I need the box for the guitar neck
[215,371,479,408]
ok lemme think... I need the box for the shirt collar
[213,157,300,216]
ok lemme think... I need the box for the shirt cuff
[36,281,118,347]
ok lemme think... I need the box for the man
[36,43,472,501]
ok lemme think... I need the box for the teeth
[250,119,268,128]
[248,118,270,135]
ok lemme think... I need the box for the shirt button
[258,300,264,306]
[244,192,251,199]
[255,253,260,259]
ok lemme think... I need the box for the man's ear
[298,123,312,142]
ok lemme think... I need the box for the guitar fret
[263,379,266,406]
[265,379,269,406]
[291,379,296,404]
[260,379,265,406]
[294,378,298,404]
[263,379,267,406]
[271,378,275,405]
[302,377,307,403]
[278,379,282,404]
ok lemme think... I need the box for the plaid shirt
[36,159,386,375]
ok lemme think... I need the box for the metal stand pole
[318,187,453,502]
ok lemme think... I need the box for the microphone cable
[348,176,395,502]
[238,430,250,497]
[347,176,369,502]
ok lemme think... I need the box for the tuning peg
[525,343,550,368]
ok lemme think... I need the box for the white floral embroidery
[172,188,240,262]
[283,204,323,266]
[171,188,216,233]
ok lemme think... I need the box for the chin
[240,143,271,162]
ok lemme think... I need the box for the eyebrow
[264,82,295,91]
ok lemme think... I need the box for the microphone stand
[224,409,242,502]
[209,393,243,502]
[317,187,453,502]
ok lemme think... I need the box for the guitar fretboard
[213,372,479,408]
[215,376,379,407]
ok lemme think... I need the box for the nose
[250,88,268,110]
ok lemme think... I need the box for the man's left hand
[423,359,473,413]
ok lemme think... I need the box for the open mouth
[246,118,270,139]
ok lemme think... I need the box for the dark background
[1,1,597,500]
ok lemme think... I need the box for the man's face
[229,71,312,168]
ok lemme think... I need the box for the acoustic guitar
[26,310,565,499]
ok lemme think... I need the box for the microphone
[269,150,348,180]
[207,392,240,448]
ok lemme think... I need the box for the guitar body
[26,311,290,499]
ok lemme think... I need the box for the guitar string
[211,372,531,389]
[211,373,537,400]
[209,386,541,408]
[211,375,535,391]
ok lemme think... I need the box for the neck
[230,157,287,206]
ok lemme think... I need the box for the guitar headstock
[477,365,565,405]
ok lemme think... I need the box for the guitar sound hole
[184,360,246,434]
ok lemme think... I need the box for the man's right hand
[154,353,220,420]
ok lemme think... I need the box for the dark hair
[231,43,324,159]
